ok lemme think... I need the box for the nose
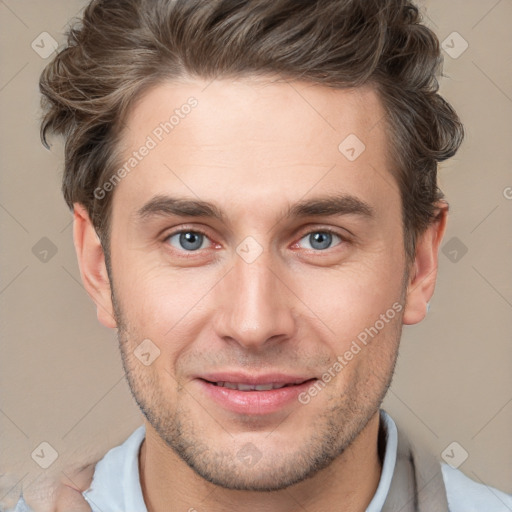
[212,248,297,351]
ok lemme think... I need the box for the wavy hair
[39,0,464,263]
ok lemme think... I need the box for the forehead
[114,77,398,222]
[123,77,387,156]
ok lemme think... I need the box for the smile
[209,381,306,391]
[196,377,318,415]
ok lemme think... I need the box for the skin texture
[72,78,447,512]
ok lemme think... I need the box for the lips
[198,372,313,387]
[210,382,294,391]
[194,372,317,415]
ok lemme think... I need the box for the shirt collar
[82,424,147,512]
[367,409,398,511]
[82,409,398,512]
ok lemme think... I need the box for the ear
[402,201,449,325]
[73,203,117,329]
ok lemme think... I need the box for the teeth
[254,384,277,391]
[215,382,288,391]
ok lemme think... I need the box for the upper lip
[197,372,315,385]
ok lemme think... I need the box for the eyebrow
[286,194,375,220]
[136,195,227,223]
[135,193,375,224]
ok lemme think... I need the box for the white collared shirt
[12,410,512,511]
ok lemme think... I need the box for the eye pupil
[309,232,332,250]
[171,230,339,253]
[179,232,203,251]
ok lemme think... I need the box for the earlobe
[72,203,117,329]
[402,203,448,326]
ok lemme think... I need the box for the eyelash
[162,226,348,256]
[290,227,347,253]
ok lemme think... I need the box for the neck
[139,411,383,512]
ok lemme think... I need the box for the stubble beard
[114,305,401,491]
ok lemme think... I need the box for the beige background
[1,0,511,507]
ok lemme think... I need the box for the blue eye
[166,231,211,251]
[298,231,343,251]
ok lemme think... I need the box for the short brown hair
[39,0,464,264]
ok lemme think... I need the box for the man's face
[105,78,408,491]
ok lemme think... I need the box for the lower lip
[196,378,317,415]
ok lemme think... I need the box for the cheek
[114,261,216,358]
[290,256,404,343]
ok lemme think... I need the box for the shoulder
[8,462,96,512]
[442,463,512,512]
